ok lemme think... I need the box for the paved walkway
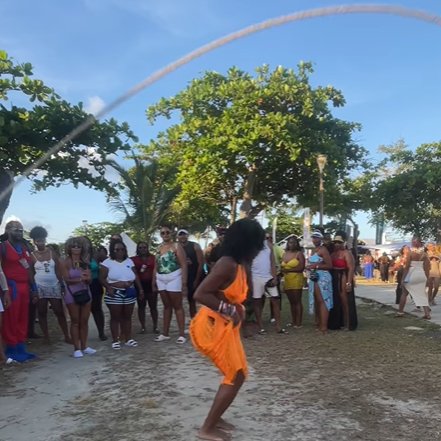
[355,282,441,326]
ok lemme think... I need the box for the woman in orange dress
[190,218,265,441]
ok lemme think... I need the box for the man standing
[252,237,286,334]
[177,229,204,318]
[0,221,39,362]
[205,227,226,272]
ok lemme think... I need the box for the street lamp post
[316,154,327,228]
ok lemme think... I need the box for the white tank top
[251,240,272,279]
[33,251,58,286]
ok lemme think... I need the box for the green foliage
[0,50,138,222]
[145,63,366,219]
[372,139,441,239]
[108,155,179,243]
[72,222,122,248]
[266,204,303,242]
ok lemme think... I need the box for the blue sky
[1,0,441,242]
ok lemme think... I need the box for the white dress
[406,261,429,307]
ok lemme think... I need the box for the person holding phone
[61,237,96,358]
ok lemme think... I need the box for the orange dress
[190,264,248,385]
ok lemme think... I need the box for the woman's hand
[2,291,11,309]
[107,286,115,297]
[181,284,188,298]
[232,304,245,327]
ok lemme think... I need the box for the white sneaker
[73,350,83,358]
[83,347,97,355]
[154,334,171,342]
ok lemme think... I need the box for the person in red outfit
[131,242,157,334]
[0,221,39,362]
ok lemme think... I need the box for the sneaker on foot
[83,347,97,355]
[73,350,83,358]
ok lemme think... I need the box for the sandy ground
[2,288,441,441]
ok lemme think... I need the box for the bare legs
[37,298,70,343]
[253,298,264,331]
[159,291,185,338]
[313,282,328,334]
[286,289,303,327]
[66,302,91,351]
[397,287,431,319]
[428,277,440,306]
[198,371,245,441]
[90,284,106,340]
[137,288,159,332]
[122,304,135,342]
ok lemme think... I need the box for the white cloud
[85,96,106,115]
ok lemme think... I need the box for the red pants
[2,282,29,345]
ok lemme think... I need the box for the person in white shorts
[252,239,286,335]
[153,226,188,344]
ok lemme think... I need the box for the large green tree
[0,50,137,223]
[108,156,179,243]
[145,62,366,222]
[372,139,441,240]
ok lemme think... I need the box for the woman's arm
[423,255,430,279]
[176,244,188,293]
[193,256,242,326]
[151,255,158,293]
[131,266,144,296]
[194,243,204,286]
[0,261,11,308]
[316,246,332,270]
[99,264,115,295]
[344,250,356,290]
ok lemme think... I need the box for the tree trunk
[239,166,257,219]
[0,169,14,225]
[230,196,237,224]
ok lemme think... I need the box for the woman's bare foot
[197,427,230,440]
[216,418,235,431]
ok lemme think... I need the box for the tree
[0,50,137,223]
[372,140,441,240]
[108,156,179,243]
[145,63,366,222]
[266,204,303,242]
[72,222,122,248]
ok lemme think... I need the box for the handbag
[67,286,90,305]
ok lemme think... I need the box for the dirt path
[2,294,441,441]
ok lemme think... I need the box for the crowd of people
[3,217,438,368]
[0,219,362,365]
[2,218,439,439]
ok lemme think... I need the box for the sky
[1,0,441,243]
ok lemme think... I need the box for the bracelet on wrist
[218,300,237,318]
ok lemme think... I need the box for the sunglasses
[12,228,24,233]
[71,244,82,249]
[160,231,171,236]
